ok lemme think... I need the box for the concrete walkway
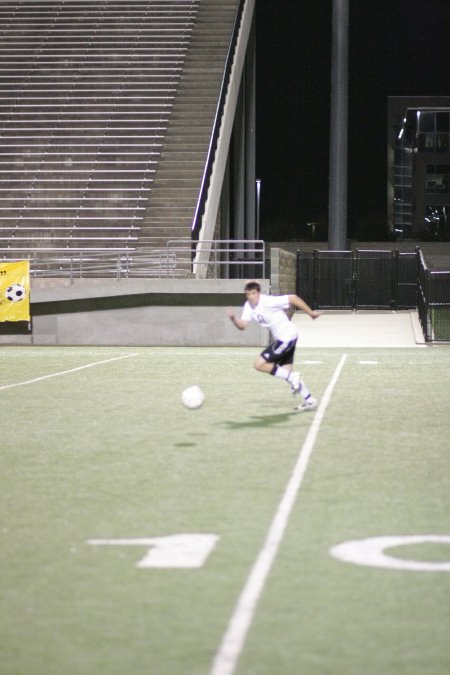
[293,310,426,348]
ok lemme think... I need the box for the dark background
[255,0,449,242]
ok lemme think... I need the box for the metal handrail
[167,238,265,278]
[0,249,179,281]
[191,0,246,236]
[0,239,265,281]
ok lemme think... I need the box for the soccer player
[227,280,322,411]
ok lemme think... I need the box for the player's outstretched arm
[288,295,323,319]
[227,306,248,330]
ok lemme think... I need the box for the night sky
[255,0,449,242]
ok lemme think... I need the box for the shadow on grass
[221,412,297,430]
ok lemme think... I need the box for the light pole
[328,0,349,250]
[256,178,261,240]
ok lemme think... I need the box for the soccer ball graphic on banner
[5,284,26,302]
[181,385,205,410]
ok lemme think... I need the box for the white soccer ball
[5,283,26,302]
[181,385,205,410]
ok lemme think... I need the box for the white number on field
[87,533,219,568]
[330,534,450,572]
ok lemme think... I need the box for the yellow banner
[0,261,30,322]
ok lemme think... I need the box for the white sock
[272,365,291,381]
[300,380,313,400]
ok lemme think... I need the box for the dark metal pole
[256,179,261,240]
[328,0,349,250]
[245,15,256,243]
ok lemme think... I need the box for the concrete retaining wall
[0,278,270,346]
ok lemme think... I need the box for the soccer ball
[181,385,205,410]
[5,284,26,302]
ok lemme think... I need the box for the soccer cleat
[289,371,301,395]
[294,397,318,412]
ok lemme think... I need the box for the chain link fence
[417,249,450,342]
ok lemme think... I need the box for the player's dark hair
[244,281,261,292]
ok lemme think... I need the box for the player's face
[245,288,260,306]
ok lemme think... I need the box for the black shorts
[260,338,297,366]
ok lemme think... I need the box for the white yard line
[210,353,348,675]
[0,353,138,391]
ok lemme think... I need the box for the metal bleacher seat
[0,0,200,262]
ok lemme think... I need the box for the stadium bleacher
[0,0,241,273]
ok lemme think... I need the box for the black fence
[297,249,417,310]
[297,248,450,342]
[417,249,450,342]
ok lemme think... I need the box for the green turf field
[1,345,450,675]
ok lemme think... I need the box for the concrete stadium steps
[138,0,241,252]
[0,0,201,255]
[0,0,244,276]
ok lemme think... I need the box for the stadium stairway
[137,0,240,250]
[0,0,242,278]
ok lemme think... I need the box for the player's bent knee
[253,358,265,371]
[254,357,270,372]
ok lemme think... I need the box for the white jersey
[241,294,297,342]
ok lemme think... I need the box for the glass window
[426,165,449,194]
[436,134,450,152]
[418,133,435,152]
[436,112,450,132]
[426,177,449,194]
[418,112,435,132]
[424,206,449,240]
